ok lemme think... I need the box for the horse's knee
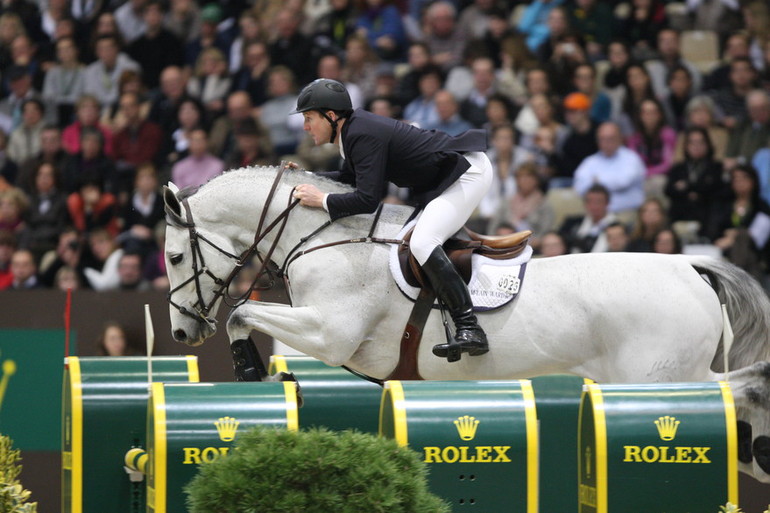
[226,308,251,340]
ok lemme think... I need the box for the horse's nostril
[173,329,187,342]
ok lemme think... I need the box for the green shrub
[0,434,37,513]
[185,427,450,513]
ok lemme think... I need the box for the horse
[162,164,770,483]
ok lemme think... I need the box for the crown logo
[454,415,480,441]
[215,416,240,442]
[654,416,680,441]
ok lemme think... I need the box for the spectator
[15,125,67,194]
[604,222,629,252]
[114,0,148,44]
[0,65,42,134]
[645,28,702,99]
[613,63,656,136]
[316,53,364,110]
[571,63,611,124]
[311,0,356,56]
[117,251,150,290]
[37,226,84,288]
[148,65,191,135]
[544,34,589,98]
[552,92,598,187]
[703,31,750,93]
[186,47,231,120]
[8,248,40,289]
[673,95,729,162]
[558,183,617,253]
[712,164,770,278]
[82,35,140,110]
[567,0,613,61]
[517,0,565,53]
[100,70,150,133]
[257,66,301,157]
[422,1,466,71]
[495,33,537,105]
[228,11,264,74]
[225,117,275,169]
[458,56,497,128]
[66,169,119,236]
[0,186,27,234]
[61,94,113,158]
[723,89,770,171]
[513,67,554,138]
[85,12,125,64]
[341,34,380,101]
[118,162,163,256]
[538,230,568,257]
[18,162,68,260]
[230,41,271,107]
[62,127,117,195]
[519,93,565,155]
[742,1,770,72]
[626,97,677,197]
[0,229,14,289]
[573,121,646,216]
[208,90,253,160]
[660,65,694,131]
[424,89,472,136]
[652,228,682,254]
[482,93,516,132]
[602,39,635,91]
[96,321,137,356]
[54,265,81,291]
[402,65,442,129]
[394,42,432,108]
[613,0,666,61]
[9,34,44,91]
[666,127,727,241]
[477,124,532,229]
[355,0,406,62]
[171,128,224,189]
[709,56,758,129]
[111,92,163,195]
[458,0,500,40]
[535,6,571,62]
[0,13,24,71]
[141,219,168,290]
[127,0,184,90]
[500,162,554,249]
[42,37,85,127]
[163,0,201,44]
[626,197,669,252]
[268,7,314,86]
[0,130,16,188]
[7,97,44,164]
[161,97,204,169]
[687,0,742,38]
[82,227,122,290]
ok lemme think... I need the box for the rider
[291,78,493,361]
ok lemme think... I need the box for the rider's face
[303,111,334,146]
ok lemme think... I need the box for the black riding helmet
[292,79,353,143]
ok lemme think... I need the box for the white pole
[721,304,734,376]
[145,304,154,390]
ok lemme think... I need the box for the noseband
[166,163,300,327]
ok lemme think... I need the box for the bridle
[166,163,407,330]
[166,163,301,328]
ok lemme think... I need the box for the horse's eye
[169,254,183,266]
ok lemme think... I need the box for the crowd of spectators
[1,0,770,292]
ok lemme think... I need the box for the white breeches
[411,151,494,265]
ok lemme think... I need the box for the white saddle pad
[388,221,532,312]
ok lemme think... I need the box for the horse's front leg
[227,301,357,369]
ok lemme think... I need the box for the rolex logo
[654,416,681,441]
[454,415,479,441]
[215,416,240,442]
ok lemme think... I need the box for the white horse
[162,165,770,483]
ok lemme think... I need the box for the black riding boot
[420,246,489,362]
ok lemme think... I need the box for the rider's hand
[293,184,325,208]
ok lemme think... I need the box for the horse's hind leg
[226,301,356,367]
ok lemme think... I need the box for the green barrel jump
[269,355,382,433]
[578,381,738,513]
[146,381,299,513]
[379,380,538,513]
[62,356,199,513]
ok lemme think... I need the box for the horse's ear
[163,185,185,227]
[167,181,180,194]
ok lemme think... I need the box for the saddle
[397,227,532,288]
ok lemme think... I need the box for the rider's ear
[163,185,185,227]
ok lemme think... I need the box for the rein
[167,162,301,326]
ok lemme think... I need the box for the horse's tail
[689,256,770,371]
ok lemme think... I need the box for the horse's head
[163,184,236,346]
[730,361,770,483]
